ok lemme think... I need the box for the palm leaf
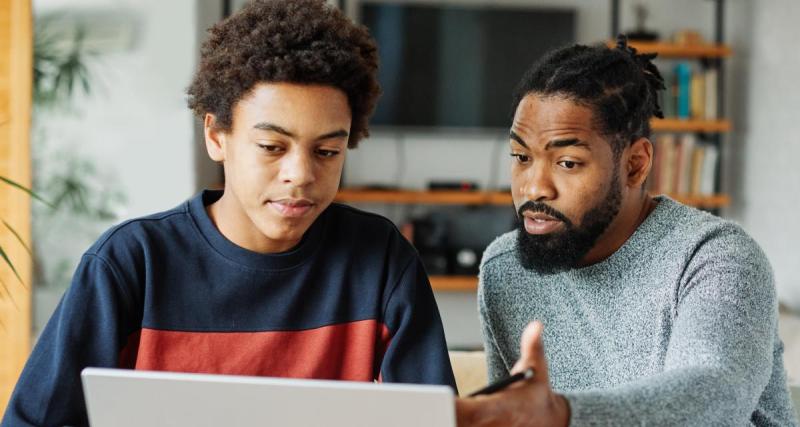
[0,176,54,208]
[0,275,19,310]
[0,245,25,287]
[2,220,32,257]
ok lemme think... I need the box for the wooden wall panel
[0,0,33,416]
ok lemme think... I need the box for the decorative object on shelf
[673,29,704,45]
[625,2,659,41]
[428,180,480,192]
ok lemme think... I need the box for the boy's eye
[316,149,340,158]
[510,153,530,164]
[257,144,283,153]
[557,160,579,169]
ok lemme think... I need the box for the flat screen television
[360,3,576,130]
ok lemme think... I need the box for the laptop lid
[81,368,455,427]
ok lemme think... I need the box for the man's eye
[316,149,340,158]
[510,153,530,164]
[557,160,579,169]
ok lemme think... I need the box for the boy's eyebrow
[316,129,349,141]
[254,122,294,136]
[253,122,349,141]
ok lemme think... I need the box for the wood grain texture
[0,0,33,415]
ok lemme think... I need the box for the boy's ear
[204,113,226,162]
[625,137,653,189]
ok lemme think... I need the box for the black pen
[468,367,535,397]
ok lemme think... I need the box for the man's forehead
[511,94,599,142]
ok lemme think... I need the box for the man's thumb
[512,321,549,383]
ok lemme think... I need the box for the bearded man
[455,38,798,426]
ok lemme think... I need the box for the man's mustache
[517,201,573,228]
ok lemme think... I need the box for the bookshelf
[429,275,478,292]
[604,40,732,58]
[651,118,730,133]
[335,189,730,209]
[609,0,731,212]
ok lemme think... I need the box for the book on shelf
[700,143,719,195]
[648,133,718,196]
[664,63,719,121]
[675,63,692,119]
[703,67,718,120]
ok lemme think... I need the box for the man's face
[210,82,351,252]
[510,94,623,273]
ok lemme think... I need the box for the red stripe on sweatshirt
[118,319,393,381]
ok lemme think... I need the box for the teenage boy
[3,1,455,425]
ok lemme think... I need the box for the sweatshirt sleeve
[1,253,138,427]
[562,228,797,426]
[378,257,458,391]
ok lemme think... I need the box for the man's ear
[204,113,227,162]
[625,137,653,189]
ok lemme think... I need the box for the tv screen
[361,3,576,129]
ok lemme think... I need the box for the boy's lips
[268,198,315,218]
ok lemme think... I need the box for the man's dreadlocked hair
[511,35,665,157]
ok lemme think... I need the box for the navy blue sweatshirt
[2,190,456,427]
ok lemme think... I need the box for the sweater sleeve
[562,229,797,426]
[477,276,510,382]
[378,257,457,391]
[1,253,138,427]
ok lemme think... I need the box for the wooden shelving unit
[430,275,478,292]
[336,188,510,205]
[605,41,732,58]
[336,189,730,209]
[651,118,731,133]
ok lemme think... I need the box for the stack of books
[647,133,718,196]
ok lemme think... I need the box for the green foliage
[33,18,95,107]
[0,177,44,297]
[2,14,116,297]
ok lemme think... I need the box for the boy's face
[206,82,351,253]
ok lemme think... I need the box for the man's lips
[268,199,315,218]
[522,212,565,235]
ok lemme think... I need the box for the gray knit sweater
[478,196,798,426]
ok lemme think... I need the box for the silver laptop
[81,368,455,427]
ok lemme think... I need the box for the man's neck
[579,192,656,267]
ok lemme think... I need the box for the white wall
[34,0,199,220]
[726,0,800,310]
[31,0,206,334]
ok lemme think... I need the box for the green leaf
[0,275,20,310]
[0,244,26,288]
[0,176,54,208]
[2,220,32,257]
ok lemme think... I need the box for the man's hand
[455,321,570,427]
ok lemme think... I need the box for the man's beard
[515,172,622,274]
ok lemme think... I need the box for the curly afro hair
[187,0,381,148]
